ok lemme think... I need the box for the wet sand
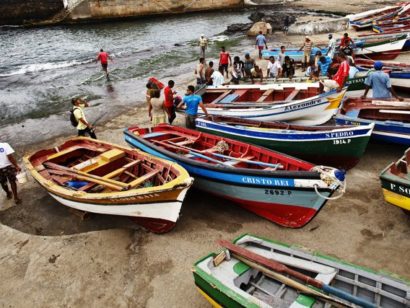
[1,0,410,306]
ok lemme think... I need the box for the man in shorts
[177,85,209,129]
[321,53,350,92]
[219,47,232,78]
[255,31,268,60]
[96,49,113,80]
[164,80,177,124]
[299,36,313,71]
[0,142,21,204]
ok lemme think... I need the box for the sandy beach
[1,0,409,307]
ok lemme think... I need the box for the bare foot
[14,198,22,204]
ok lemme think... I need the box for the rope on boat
[310,166,346,200]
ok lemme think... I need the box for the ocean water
[0,11,253,145]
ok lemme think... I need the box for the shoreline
[1,1,410,306]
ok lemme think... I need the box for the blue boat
[262,47,327,61]
[335,98,410,145]
[124,124,346,228]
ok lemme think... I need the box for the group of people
[146,79,209,130]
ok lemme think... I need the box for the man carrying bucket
[0,142,21,204]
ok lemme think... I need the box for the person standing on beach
[219,47,232,78]
[299,36,313,71]
[327,34,336,58]
[255,31,268,60]
[177,85,209,129]
[72,98,97,139]
[199,34,208,58]
[0,142,21,204]
[195,57,206,86]
[283,16,290,35]
[148,90,167,125]
[96,49,113,80]
[278,46,286,66]
[244,53,255,79]
[205,61,215,85]
[164,80,177,124]
[361,61,403,101]
[231,56,245,84]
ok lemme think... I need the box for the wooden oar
[47,169,124,191]
[44,162,130,189]
[233,255,352,308]
[165,140,284,169]
[218,240,376,308]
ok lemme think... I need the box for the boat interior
[390,149,410,179]
[341,100,410,123]
[199,87,321,105]
[130,126,312,171]
[29,140,178,193]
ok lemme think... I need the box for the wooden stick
[44,162,129,188]
[48,169,124,191]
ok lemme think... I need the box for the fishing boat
[23,137,193,233]
[195,116,374,170]
[191,84,347,126]
[349,5,406,30]
[380,148,410,213]
[262,47,326,62]
[193,234,410,308]
[353,34,407,60]
[357,32,410,49]
[124,124,346,228]
[355,58,410,91]
[335,98,410,145]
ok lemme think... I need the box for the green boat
[193,234,410,308]
[195,116,374,170]
[380,148,410,213]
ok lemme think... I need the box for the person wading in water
[96,49,113,80]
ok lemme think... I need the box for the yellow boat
[24,137,193,233]
[380,148,410,213]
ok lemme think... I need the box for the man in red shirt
[96,49,112,80]
[219,46,232,78]
[164,80,177,124]
[321,53,350,92]
[340,33,355,56]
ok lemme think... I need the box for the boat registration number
[265,189,292,196]
[333,139,351,145]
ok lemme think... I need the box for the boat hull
[380,163,410,212]
[195,119,373,170]
[124,132,334,228]
[197,90,346,126]
[335,115,410,145]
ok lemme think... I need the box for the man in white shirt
[0,142,21,204]
[72,98,97,139]
[267,56,282,78]
[211,66,225,87]
[327,33,336,59]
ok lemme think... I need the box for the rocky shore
[1,0,409,307]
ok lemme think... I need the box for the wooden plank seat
[233,89,248,99]
[72,149,126,173]
[102,159,141,179]
[220,94,240,104]
[284,89,300,102]
[223,155,255,167]
[141,132,168,139]
[128,170,160,189]
[46,145,106,161]
[211,90,232,104]
[256,89,274,103]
